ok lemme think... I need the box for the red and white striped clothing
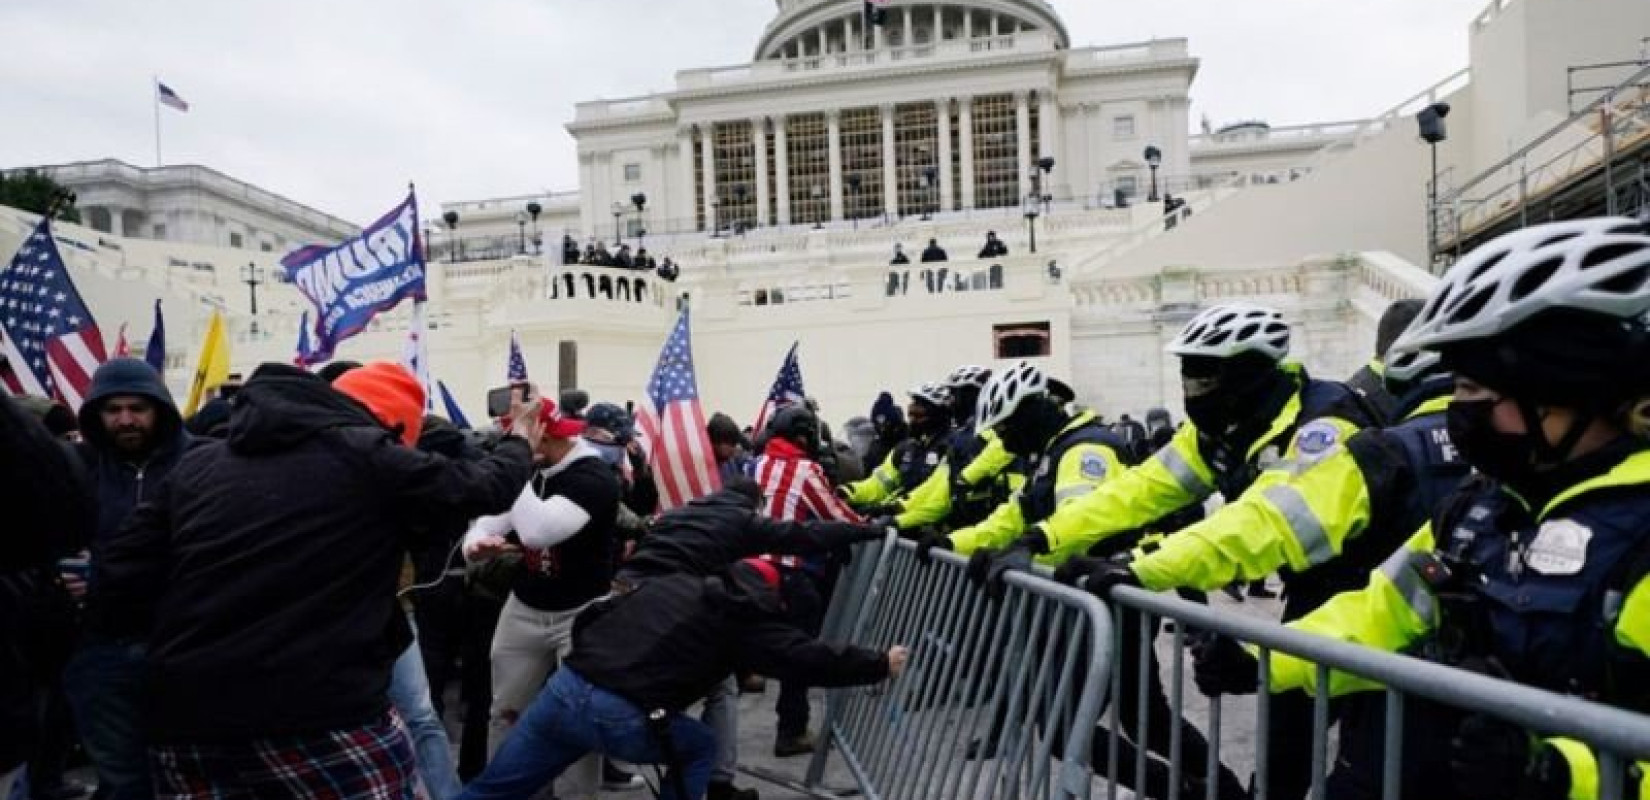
[753,437,862,524]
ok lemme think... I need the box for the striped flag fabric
[644,307,721,510]
[144,299,166,373]
[0,217,107,408]
[507,330,528,382]
[158,81,189,112]
[752,341,805,435]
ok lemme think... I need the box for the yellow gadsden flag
[183,311,230,416]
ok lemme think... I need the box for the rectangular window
[994,321,1052,359]
[971,94,1018,211]
[840,107,883,222]
[624,163,642,182]
[894,102,938,218]
[229,232,244,248]
[786,114,829,225]
[713,121,757,232]
[260,242,273,252]
[1113,115,1136,140]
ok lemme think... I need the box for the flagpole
[152,76,162,167]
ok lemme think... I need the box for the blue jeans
[64,640,151,800]
[458,668,714,800]
[388,638,463,800]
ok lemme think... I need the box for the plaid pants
[152,713,416,800]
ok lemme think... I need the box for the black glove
[916,532,952,565]
[965,549,996,586]
[1449,715,1566,800]
[1072,557,1141,598]
[868,516,897,536]
[1052,557,1103,586]
[1190,634,1260,697]
[982,545,1034,599]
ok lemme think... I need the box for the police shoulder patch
[925,452,940,466]
[1079,451,1109,481]
[1294,420,1342,465]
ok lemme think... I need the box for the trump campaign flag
[144,299,167,373]
[752,341,805,434]
[285,190,425,364]
[644,307,721,510]
[0,217,106,408]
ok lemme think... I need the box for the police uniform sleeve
[1535,574,1650,800]
[1130,429,1374,592]
[958,433,1015,487]
[1268,525,1440,697]
[948,494,1027,555]
[845,451,901,507]
[894,460,952,529]
[1039,423,1217,557]
[1043,442,1128,564]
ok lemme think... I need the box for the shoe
[1246,581,1277,599]
[1221,582,1246,602]
[773,731,817,757]
[601,762,644,791]
[707,782,760,800]
[740,675,767,694]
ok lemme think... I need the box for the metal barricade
[747,534,1115,800]
[1101,586,1650,800]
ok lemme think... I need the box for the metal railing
[1102,586,1650,800]
[744,536,1115,800]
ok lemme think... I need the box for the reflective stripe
[1156,446,1211,496]
[876,469,899,491]
[1262,484,1334,567]
[1056,484,1099,503]
[1378,548,1437,623]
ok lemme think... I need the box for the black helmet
[770,405,821,452]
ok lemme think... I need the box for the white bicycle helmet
[945,365,993,390]
[976,361,1047,431]
[1391,217,1650,355]
[908,382,951,409]
[1382,348,1442,386]
[1166,303,1291,361]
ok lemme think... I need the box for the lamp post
[611,202,625,244]
[1143,146,1162,203]
[631,193,648,249]
[1023,192,1041,254]
[709,198,722,237]
[515,211,528,255]
[441,210,461,262]
[810,184,825,229]
[846,175,862,229]
[921,166,937,221]
[1418,102,1451,268]
[241,262,264,335]
[526,201,542,255]
[1036,157,1055,215]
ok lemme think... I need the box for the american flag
[508,330,528,382]
[402,302,433,410]
[0,218,106,408]
[158,81,189,112]
[752,341,805,434]
[645,308,721,510]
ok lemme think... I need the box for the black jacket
[76,357,192,553]
[566,569,888,712]
[90,364,534,742]
[620,487,880,581]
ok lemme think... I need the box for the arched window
[599,275,613,299]
[581,273,596,298]
[636,281,649,303]
[562,273,576,298]
[617,278,631,302]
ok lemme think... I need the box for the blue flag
[143,300,166,374]
[294,311,312,366]
[508,331,528,382]
[438,380,471,430]
[283,191,425,364]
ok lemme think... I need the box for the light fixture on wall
[1143,146,1162,203]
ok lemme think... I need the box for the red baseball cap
[537,398,586,439]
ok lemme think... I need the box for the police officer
[978,302,1377,800]
[894,366,1018,532]
[1198,218,1650,800]
[842,383,952,514]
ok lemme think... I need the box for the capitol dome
[756,0,1069,60]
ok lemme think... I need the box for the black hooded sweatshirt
[619,486,881,581]
[89,364,534,742]
[76,357,191,554]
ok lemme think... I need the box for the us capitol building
[7,0,1646,424]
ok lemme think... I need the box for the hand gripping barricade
[741,532,1115,800]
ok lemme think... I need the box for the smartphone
[487,383,534,418]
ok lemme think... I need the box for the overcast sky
[0,0,1488,224]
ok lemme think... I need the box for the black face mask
[1447,398,1538,487]
[998,396,1065,458]
[1181,368,1286,436]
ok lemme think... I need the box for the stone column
[775,116,792,225]
[108,206,125,236]
[751,117,770,228]
[881,104,899,219]
[846,14,857,51]
[1077,105,1094,205]
[677,128,696,232]
[963,10,972,40]
[827,110,844,222]
[903,6,913,47]
[934,6,944,41]
[959,97,976,210]
[936,99,954,212]
[700,124,717,232]
[818,25,828,55]
[1016,91,1032,202]
[1040,92,1061,199]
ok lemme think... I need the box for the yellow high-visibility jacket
[894,432,1016,530]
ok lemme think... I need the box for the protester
[64,357,194,800]
[920,238,948,263]
[708,412,755,482]
[464,398,620,800]
[977,231,1008,259]
[455,558,906,800]
[890,243,910,265]
[87,362,538,800]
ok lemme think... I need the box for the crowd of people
[561,236,680,282]
[889,231,1010,266]
[4,217,1650,800]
